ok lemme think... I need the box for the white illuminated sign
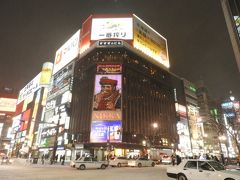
[17,73,41,104]
[0,98,17,112]
[53,30,80,74]
[91,18,133,40]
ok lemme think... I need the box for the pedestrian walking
[55,154,58,163]
[176,155,181,165]
[61,155,65,165]
[171,154,176,166]
[41,154,45,165]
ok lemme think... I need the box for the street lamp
[152,123,158,129]
[152,123,158,148]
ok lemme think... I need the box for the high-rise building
[37,30,80,162]
[10,62,53,158]
[196,81,220,154]
[68,14,186,159]
[182,79,204,156]
[23,14,186,161]
[220,93,240,157]
[221,0,240,71]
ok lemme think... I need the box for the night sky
[0,0,240,100]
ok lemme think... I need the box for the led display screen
[93,74,121,111]
[91,18,133,40]
[90,121,122,143]
[90,74,122,143]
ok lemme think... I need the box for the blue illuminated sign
[90,121,122,143]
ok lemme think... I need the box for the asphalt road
[0,161,172,180]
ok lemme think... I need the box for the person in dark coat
[176,155,182,165]
[61,155,65,165]
[171,154,176,166]
[41,154,45,165]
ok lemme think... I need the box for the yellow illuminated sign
[133,15,169,68]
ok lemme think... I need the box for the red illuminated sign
[20,109,31,131]
[97,64,122,74]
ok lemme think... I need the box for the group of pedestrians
[41,154,65,165]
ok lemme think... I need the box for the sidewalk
[11,158,70,167]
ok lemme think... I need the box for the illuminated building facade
[196,81,220,154]
[10,62,53,157]
[182,79,203,156]
[220,96,240,157]
[0,87,17,155]
[69,14,186,159]
[37,30,80,161]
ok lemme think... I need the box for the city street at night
[0,1,240,180]
[0,160,171,180]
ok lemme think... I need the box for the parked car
[161,155,172,165]
[109,156,128,167]
[167,159,240,180]
[75,157,108,170]
[128,157,155,167]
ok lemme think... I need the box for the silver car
[75,157,108,170]
[109,156,128,167]
[128,157,155,167]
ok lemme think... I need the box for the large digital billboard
[91,18,133,40]
[93,74,121,111]
[0,98,17,112]
[90,120,122,143]
[133,15,169,68]
[90,73,122,143]
[53,30,80,75]
[81,14,169,69]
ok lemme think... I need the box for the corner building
[69,14,186,159]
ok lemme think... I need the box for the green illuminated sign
[189,85,196,92]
